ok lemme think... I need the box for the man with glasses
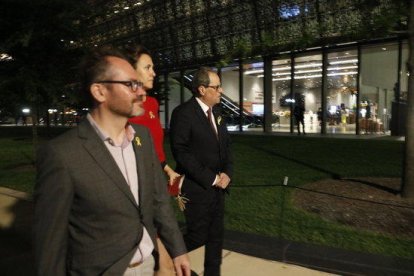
[170,67,233,276]
[34,46,190,276]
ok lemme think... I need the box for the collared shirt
[87,114,154,265]
[196,97,218,133]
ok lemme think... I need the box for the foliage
[0,0,90,122]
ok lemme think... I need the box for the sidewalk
[188,246,335,276]
[0,187,335,275]
[1,187,413,275]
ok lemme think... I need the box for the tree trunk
[31,102,39,162]
[402,1,414,198]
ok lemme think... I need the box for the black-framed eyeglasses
[204,85,222,91]
[96,80,143,92]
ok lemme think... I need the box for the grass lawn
[1,128,412,260]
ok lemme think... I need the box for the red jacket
[129,96,166,164]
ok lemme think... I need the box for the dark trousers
[296,117,305,134]
[184,190,224,276]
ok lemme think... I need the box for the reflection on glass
[271,58,292,133]
[360,43,398,135]
[166,71,193,128]
[242,61,264,132]
[221,65,242,132]
[326,50,358,134]
[293,54,322,134]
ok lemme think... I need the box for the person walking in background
[126,45,181,276]
[294,102,305,135]
[170,67,233,276]
[34,46,190,276]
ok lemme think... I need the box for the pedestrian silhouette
[294,103,305,135]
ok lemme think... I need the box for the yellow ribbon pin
[217,116,222,126]
[135,137,142,146]
[149,111,155,119]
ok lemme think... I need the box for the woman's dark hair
[123,45,152,69]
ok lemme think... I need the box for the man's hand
[216,172,230,189]
[173,254,191,276]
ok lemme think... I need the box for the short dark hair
[123,45,152,69]
[79,45,128,107]
[191,67,216,97]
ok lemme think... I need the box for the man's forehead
[107,56,136,78]
[208,71,220,83]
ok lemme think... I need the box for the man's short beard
[130,107,145,117]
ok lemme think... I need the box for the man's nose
[137,86,146,95]
[135,87,146,100]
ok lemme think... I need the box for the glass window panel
[294,53,322,134]
[401,42,409,101]
[164,71,192,128]
[360,43,398,135]
[221,65,241,132]
[243,60,264,132]
[271,58,292,133]
[326,49,358,134]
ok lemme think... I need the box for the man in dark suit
[34,46,190,276]
[170,67,233,276]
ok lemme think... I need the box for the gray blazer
[34,119,186,276]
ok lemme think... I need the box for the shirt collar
[195,97,210,113]
[86,113,136,147]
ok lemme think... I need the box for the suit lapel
[131,131,146,205]
[78,120,138,207]
[192,97,219,140]
[212,107,221,139]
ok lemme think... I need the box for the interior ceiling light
[327,71,358,76]
[327,65,358,71]
[295,62,322,69]
[274,72,291,76]
[329,59,358,65]
[0,53,12,61]
[272,66,291,71]
[273,71,357,81]
[294,69,322,74]
[244,69,263,75]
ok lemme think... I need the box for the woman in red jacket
[127,45,180,276]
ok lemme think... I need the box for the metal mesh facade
[85,0,407,71]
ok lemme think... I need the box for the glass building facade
[86,0,408,136]
[159,39,408,136]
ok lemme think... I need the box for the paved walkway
[0,187,335,275]
[189,246,335,276]
[1,186,413,276]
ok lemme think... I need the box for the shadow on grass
[249,145,341,179]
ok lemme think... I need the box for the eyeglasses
[204,85,222,91]
[96,80,143,92]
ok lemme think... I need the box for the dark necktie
[207,108,218,138]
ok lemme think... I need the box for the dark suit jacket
[170,97,233,202]
[34,119,186,276]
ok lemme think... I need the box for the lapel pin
[135,137,142,146]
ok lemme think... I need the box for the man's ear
[90,83,106,103]
[198,86,205,96]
